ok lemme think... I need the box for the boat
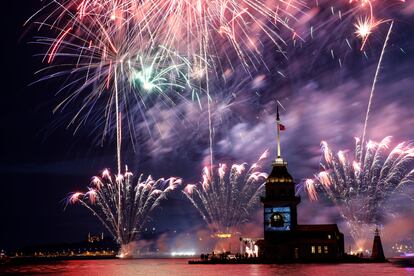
[389,253,414,267]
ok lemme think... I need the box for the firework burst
[29,0,305,97]
[183,151,268,237]
[28,0,306,172]
[304,137,414,244]
[32,15,194,135]
[300,0,403,74]
[349,0,393,50]
[147,0,305,72]
[69,168,182,257]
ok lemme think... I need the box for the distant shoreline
[0,256,202,266]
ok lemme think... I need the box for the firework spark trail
[303,0,404,73]
[28,0,309,181]
[145,0,303,72]
[351,0,379,50]
[360,20,394,150]
[114,67,122,174]
[304,137,414,244]
[32,19,194,144]
[30,0,304,89]
[69,168,181,257]
[348,0,403,50]
[183,151,268,236]
[29,0,198,134]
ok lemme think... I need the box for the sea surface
[1,259,414,276]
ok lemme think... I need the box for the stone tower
[260,106,300,259]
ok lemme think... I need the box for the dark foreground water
[1,259,414,276]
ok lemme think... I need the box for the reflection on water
[1,259,414,276]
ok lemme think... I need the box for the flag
[278,123,286,131]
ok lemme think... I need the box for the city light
[170,251,196,257]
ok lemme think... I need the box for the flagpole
[276,105,281,159]
[277,121,281,159]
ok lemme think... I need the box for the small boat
[389,253,414,267]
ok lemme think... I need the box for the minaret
[371,227,386,261]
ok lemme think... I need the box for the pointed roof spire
[375,227,380,237]
[277,104,280,121]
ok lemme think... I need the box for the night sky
[1,1,414,253]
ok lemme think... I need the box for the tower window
[324,246,329,254]
[328,235,331,239]
[318,246,322,254]
[311,246,315,254]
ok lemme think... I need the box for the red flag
[278,123,286,131]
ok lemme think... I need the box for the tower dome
[266,162,294,184]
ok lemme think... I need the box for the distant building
[257,107,345,261]
[87,232,104,243]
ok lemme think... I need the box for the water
[1,259,414,276]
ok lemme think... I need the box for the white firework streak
[304,136,414,243]
[183,151,268,236]
[68,168,181,256]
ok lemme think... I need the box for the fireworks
[300,0,404,75]
[354,17,374,41]
[28,0,307,172]
[26,0,412,253]
[145,0,303,71]
[346,0,402,50]
[28,0,408,135]
[183,152,268,237]
[304,137,414,244]
[29,0,304,105]
[33,18,194,132]
[350,0,386,50]
[360,20,394,148]
[69,168,182,257]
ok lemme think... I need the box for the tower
[371,227,385,261]
[256,106,346,261]
[260,106,300,259]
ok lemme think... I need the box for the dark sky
[0,2,209,251]
[0,2,115,249]
[1,1,414,252]
[0,2,173,250]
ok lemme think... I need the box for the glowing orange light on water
[214,233,232,239]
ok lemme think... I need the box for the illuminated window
[318,246,322,254]
[324,246,329,254]
[328,235,331,239]
[311,246,316,254]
